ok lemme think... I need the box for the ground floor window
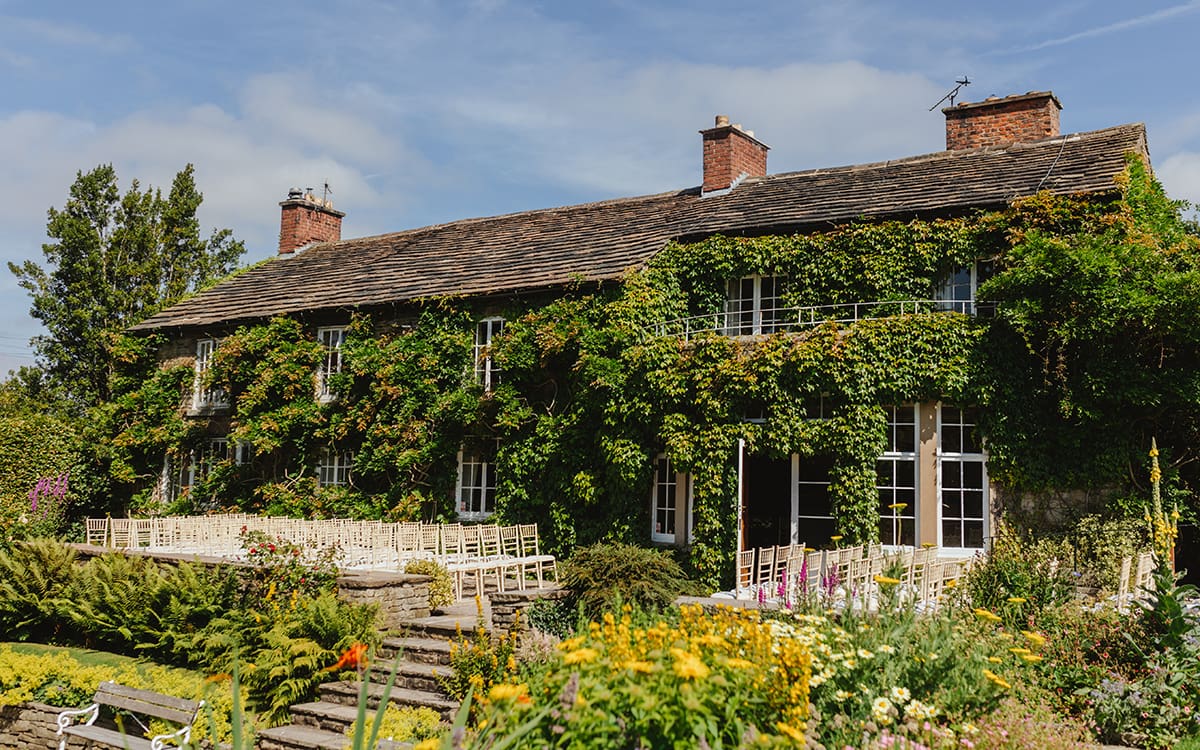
[939,405,987,549]
[650,455,692,543]
[877,404,917,546]
[457,450,497,520]
[162,437,243,506]
[317,448,353,488]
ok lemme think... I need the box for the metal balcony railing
[650,299,979,341]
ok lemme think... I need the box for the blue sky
[2,0,1200,373]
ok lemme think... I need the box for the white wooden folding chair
[518,524,557,587]
[85,518,109,547]
[735,550,755,597]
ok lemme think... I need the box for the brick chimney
[943,91,1062,150]
[700,115,769,194]
[278,188,345,254]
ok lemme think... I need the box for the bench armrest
[56,703,100,734]
[150,723,192,750]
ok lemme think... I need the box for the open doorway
[742,452,836,549]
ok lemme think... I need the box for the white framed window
[938,404,987,550]
[935,261,995,315]
[161,437,240,505]
[725,275,786,335]
[317,448,353,488]
[650,454,694,544]
[796,453,836,545]
[192,339,227,408]
[457,449,497,520]
[474,318,505,392]
[877,404,918,546]
[317,326,346,400]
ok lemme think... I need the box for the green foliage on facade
[98,158,1200,587]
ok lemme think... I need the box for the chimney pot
[715,114,729,127]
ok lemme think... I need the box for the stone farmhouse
[127,90,1152,579]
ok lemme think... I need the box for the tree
[9,164,244,409]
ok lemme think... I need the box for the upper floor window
[474,318,505,392]
[457,448,497,520]
[193,339,227,409]
[317,448,353,488]
[317,326,346,400]
[935,261,995,315]
[725,275,787,335]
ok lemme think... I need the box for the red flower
[324,642,369,672]
[268,543,276,552]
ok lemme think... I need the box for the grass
[1177,736,1200,750]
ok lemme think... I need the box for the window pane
[963,490,984,518]
[965,522,984,548]
[943,520,962,547]
[963,461,983,488]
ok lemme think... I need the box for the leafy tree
[9,164,243,408]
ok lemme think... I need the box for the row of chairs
[736,542,972,610]
[86,515,557,600]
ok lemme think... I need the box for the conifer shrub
[559,542,690,617]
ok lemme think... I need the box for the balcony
[650,299,980,341]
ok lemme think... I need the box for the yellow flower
[987,656,1002,663]
[488,683,528,702]
[1021,631,1047,649]
[921,542,936,549]
[888,502,908,510]
[622,660,656,674]
[671,648,710,680]
[874,575,902,586]
[413,740,439,750]
[775,721,806,742]
[830,535,844,542]
[973,608,1002,623]
[944,578,958,588]
[725,657,755,670]
[982,669,1012,690]
[1008,647,1031,656]
[1006,596,1027,604]
[563,647,599,665]
[1019,653,1044,664]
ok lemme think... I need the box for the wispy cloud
[0,16,133,53]
[1003,1,1200,53]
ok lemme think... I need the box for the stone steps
[319,681,460,720]
[379,636,454,667]
[368,658,452,694]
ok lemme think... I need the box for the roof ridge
[756,123,1145,184]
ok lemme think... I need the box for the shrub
[962,522,1071,624]
[559,542,689,617]
[475,604,814,747]
[0,643,236,743]
[439,613,520,709]
[404,559,454,611]
[240,528,341,601]
[0,538,77,641]
[344,704,444,746]
[523,595,578,639]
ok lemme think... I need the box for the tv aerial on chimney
[929,77,971,111]
[322,181,332,205]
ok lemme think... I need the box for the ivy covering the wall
[98,156,1200,587]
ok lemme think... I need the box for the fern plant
[0,538,76,640]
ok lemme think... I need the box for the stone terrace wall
[0,701,77,750]
[490,585,569,636]
[68,545,431,631]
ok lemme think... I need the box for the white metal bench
[56,681,203,750]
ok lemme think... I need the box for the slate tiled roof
[132,123,1147,332]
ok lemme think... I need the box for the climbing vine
[98,156,1200,588]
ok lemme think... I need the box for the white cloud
[1157,151,1200,206]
